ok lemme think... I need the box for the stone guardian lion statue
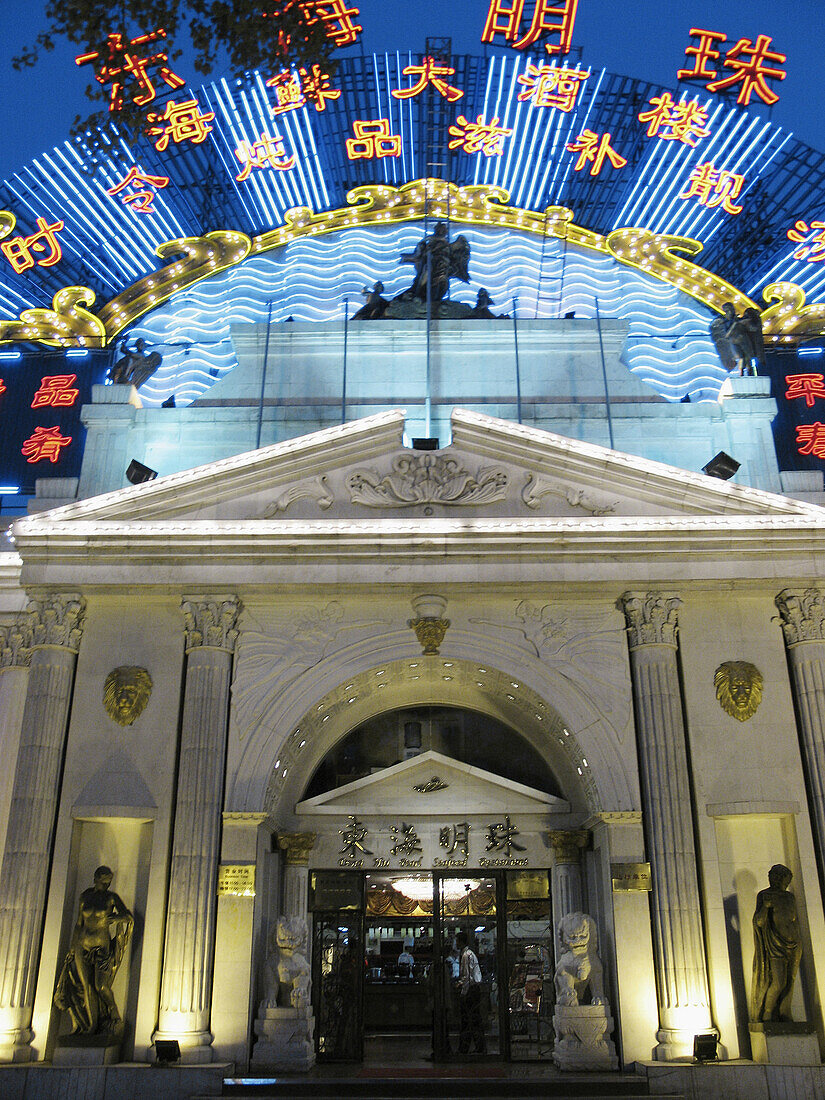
[554,912,607,1007]
[262,916,311,1009]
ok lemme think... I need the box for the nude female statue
[54,866,134,1035]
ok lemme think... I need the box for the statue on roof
[710,302,765,376]
[109,337,163,389]
[397,221,471,305]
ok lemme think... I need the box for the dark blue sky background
[0,1,823,181]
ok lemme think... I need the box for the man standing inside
[456,930,486,1054]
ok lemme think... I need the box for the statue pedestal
[251,1005,315,1070]
[749,1022,819,1066]
[53,1036,121,1066]
[553,1004,618,1071]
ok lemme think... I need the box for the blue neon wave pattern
[129,223,724,408]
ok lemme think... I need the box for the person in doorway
[456,930,486,1054]
[398,944,415,976]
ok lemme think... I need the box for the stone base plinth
[252,1006,315,1071]
[53,1038,121,1066]
[749,1022,819,1065]
[553,1004,618,1071]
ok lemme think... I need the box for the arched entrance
[292,701,581,1064]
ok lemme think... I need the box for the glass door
[504,870,554,1060]
[311,911,364,1061]
[433,873,506,1059]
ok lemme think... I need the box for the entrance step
[210,1074,658,1099]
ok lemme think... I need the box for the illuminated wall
[130,222,725,408]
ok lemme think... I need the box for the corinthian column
[775,588,825,873]
[0,594,85,1062]
[277,833,317,925]
[620,592,713,1060]
[154,596,241,1063]
[549,830,587,961]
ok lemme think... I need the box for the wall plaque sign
[217,863,256,897]
[611,862,652,892]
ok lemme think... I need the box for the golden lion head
[103,666,152,726]
[714,661,763,722]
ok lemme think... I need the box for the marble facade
[0,402,824,1082]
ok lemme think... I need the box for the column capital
[277,832,317,866]
[0,616,32,670]
[181,595,242,652]
[25,592,85,652]
[548,829,589,863]
[775,588,825,645]
[620,591,681,649]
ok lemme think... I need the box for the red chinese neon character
[0,217,64,275]
[638,93,710,147]
[235,133,296,180]
[566,130,627,176]
[677,28,727,82]
[345,119,402,160]
[75,28,185,112]
[679,163,745,214]
[787,220,825,263]
[300,1,362,47]
[31,375,79,410]
[516,63,589,111]
[0,379,5,399]
[482,0,579,56]
[786,374,825,408]
[106,167,169,214]
[21,426,72,464]
[268,65,340,113]
[391,57,464,102]
[707,35,786,106]
[448,115,513,156]
[796,422,825,459]
[145,99,215,151]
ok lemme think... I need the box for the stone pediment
[15,407,821,528]
[295,750,568,817]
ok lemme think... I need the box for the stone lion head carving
[103,666,152,726]
[276,916,307,954]
[714,661,763,722]
[558,911,597,955]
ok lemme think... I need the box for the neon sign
[302,1,362,47]
[786,373,825,407]
[795,422,825,458]
[677,28,786,106]
[234,133,296,180]
[345,119,401,160]
[787,221,825,263]
[566,131,626,176]
[75,28,185,112]
[448,115,512,157]
[268,64,341,113]
[679,163,744,214]
[482,0,579,55]
[31,375,79,409]
[637,93,710,146]
[21,425,73,464]
[0,217,64,274]
[145,99,215,151]
[0,380,5,398]
[392,58,463,102]
[106,167,169,214]
[516,64,589,111]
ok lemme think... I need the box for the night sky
[0,1,823,182]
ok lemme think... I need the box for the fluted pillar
[775,588,825,875]
[0,594,85,1062]
[0,619,32,859]
[277,833,317,925]
[620,592,713,1060]
[154,596,241,1063]
[549,830,588,961]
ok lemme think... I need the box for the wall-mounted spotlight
[126,459,158,485]
[701,451,740,480]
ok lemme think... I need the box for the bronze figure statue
[398,221,470,305]
[711,302,765,376]
[109,337,163,388]
[353,281,389,320]
[750,864,802,1023]
[54,866,134,1036]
